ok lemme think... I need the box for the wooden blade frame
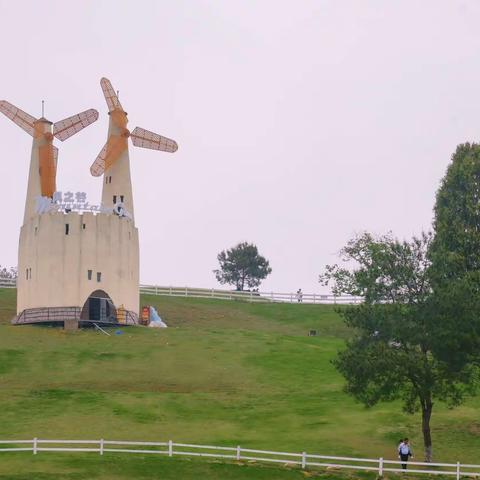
[0,100,36,136]
[101,77,123,112]
[131,126,178,153]
[90,136,128,177]
[53,109,99,141]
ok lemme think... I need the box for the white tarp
[148,306,167,328]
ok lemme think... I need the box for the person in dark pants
[398,438,413,470]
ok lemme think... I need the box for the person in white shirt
[398,438,413,470]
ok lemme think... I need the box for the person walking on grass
[398,438,413,470]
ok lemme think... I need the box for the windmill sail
[131,127,178,153]
[90,136,127,177]
[53,109,99,141]
[0,100,36,137]
[101,78,123,112]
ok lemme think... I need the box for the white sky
[1,0,479,293]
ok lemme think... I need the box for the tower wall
[101,115,135,220]
[23,119,52,224]
[17,211,139,317]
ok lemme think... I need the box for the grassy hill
[0,288,478,479]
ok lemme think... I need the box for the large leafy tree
[320,232,480,462]
[427,143,480,367]
[214,242,272,291]
[430,143,480,281]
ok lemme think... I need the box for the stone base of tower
[12,306,138,328]
[17,211,140,325]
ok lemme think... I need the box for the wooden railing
[0,438,477,478]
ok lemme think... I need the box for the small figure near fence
[296,288,303,303]
[398,438,413,470]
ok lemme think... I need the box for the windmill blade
[100,77,123,112]
[0,100,36,137]
[53,109,99,141]
[90,135,127,177]
[131,127,178,153]
[39,144,58,198]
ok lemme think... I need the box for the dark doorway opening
[80,290,117,324]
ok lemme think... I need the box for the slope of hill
[0,289,478,479]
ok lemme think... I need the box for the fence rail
[0,438,478,478]
[0,277,15,289]
[139,285,362,304]
[0,277,361,304]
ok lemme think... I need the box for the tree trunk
[421,400,433,462]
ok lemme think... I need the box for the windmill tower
[91,78,178,217]
[0,100,101,327]
[1,78,177,329]
[82,77,177,324]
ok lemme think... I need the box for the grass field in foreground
[0,288,478,479]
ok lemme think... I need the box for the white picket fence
[0,277,15,289]
[0,439,478,477]
[0,277,361,304]
[139,285,362,304]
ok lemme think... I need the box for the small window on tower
[109,176,112,183]
[97,272,102,282]
[34,227,38,235]
[113,195,117,204]
[26,268,28,280]
[29,268,32,279]
[87,270,92,280]
[65,224,70,235]
[120,195,124,203]
[82,224,86,230]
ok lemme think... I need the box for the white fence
[0,439,478,477]
[0,277,360,304]
[0,277,15,289]
[139,285,362,304]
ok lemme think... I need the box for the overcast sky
[1,0,479,293]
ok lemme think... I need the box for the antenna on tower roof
[116,90,120,99]
[41,100,45,118]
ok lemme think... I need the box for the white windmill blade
[100,77,123,112]
[130,127,178,153]
[90,141,108,177]
[53,109,99,142]
[0,100,36,137]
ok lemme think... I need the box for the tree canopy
[320,232,480,462]
[430,143,480,282]
[0,266,17,279]
[214,242,272,291]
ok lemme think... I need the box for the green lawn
[0,288,478,479]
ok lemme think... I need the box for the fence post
[168,440,173,457]
[378,457,383,477]
[211,288,214,297]
[456,461,460,480]
[313,293,316,304]
[33,437,37,455]
[155,285,158,295]
[169,286,172,296]
[185,287,188,297]
[236,445,241,461]
[301,452,306,469]
[100,438,104,455]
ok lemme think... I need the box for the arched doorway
[80,290,117,324]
